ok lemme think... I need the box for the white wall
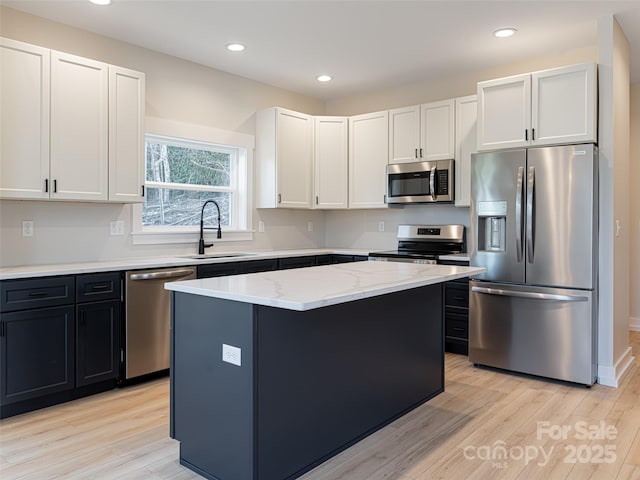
[596,15,632,387]
[629,83,640,330]
[0,6,327,267]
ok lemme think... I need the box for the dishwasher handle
[128,269,195,281]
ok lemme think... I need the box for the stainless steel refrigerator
[469,144,598,385]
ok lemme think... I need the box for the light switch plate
[222,344,242,366]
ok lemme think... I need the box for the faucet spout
[198,200,222,255]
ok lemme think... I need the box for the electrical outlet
[22,220,34,237]
[378,221,385,232]
[308,221,313,232]
[110,221,125,236]
[222,344,242,366]
[258,221,265,233]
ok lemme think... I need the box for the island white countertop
[165,261,485,311]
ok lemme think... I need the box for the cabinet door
[349,111,388,209]
[420,99,455,161]
[276,109,313,208]
[0,38,50,200]
[76,300,120,387]
[388,105,420,164]
[314,116,348,209]
[50,51,108,201]
[454,95,477,207]
[477,73,531,151]
[531,62,597,146]
[109,66,145,202]
[1,306,75,406]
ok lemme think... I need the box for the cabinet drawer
[278,256,316,270]
[240,259,278,274]
[445,315,468,340]
[1,277,75,313]
[198,262,241,278]
[76,272,121,303]
[445,284,469,308]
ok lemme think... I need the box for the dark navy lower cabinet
[76,300,120,388]
[0,272,122,418]
[0,305,75,408]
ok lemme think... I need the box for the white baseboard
[630,316,640,332]
[598,346,635,387]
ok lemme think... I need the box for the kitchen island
[166,261,484,480]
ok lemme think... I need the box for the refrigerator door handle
[526,165,535,263]
[515,166,525,263]
[471,286,589,302]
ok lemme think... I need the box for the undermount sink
[180,252,256,260]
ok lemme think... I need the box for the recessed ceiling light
[493,28,517,38]
[316,75,332,82]
[89,0,111,5]
[226,43,246,52]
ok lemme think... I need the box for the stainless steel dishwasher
[124,266,196,379]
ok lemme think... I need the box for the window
[132,121,253,245]
[144,135,237,229]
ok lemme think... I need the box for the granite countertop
[165,261,485,311]
[0,248,373,281]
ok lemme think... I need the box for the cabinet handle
[53,179,57,193]
[141,185,145,197]
[80,311,86,326]
[415,148,418,158]
[383,194,386,203]
[453,327,465,333]
[90,284,110,291]
[420,148,423,158]
[44,179,49,193]
[532,128,535,141]
[28,291,49,297]
[277,193,282,204]
[316,196,319,205]
[0,322,5,337]
[525,129,528,141]
[454,296,465,301]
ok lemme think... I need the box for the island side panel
[255,284,444,480]
[171,292,256,480]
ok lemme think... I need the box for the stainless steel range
[368,225,465,264]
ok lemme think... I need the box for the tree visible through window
[143,135,238,229]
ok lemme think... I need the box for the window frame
[132,118,254,246]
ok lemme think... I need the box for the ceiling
[4,0,640,100]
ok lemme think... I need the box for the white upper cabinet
[349,111,388,209]
[314,116,348,209]
[531,62,597,146]
[256,107,313,209]
[454,95,477,207]
[50,51,109,201]
[0,38,50,200]
[477,62,597,151]
[388,105,420,163]
[108,66,145,202]
[477,73,531,151]
[0,37,145,203]
[388,100,455,163]
[420,99,455,160]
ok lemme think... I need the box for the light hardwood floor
[3,333,640,480]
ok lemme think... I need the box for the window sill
[131,229,254,246]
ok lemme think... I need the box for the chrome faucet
[198,200,222,255]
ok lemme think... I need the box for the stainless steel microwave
[386,159,454,204]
